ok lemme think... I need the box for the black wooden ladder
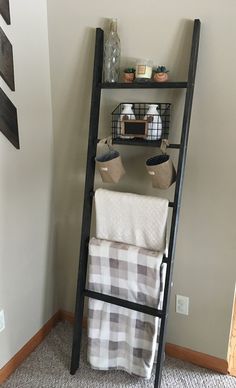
[70,19,201,388]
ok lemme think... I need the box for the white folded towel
[95,189,169,252]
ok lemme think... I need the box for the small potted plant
[123,68,135,83]
[153,66,169,82]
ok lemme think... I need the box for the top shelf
[99,82,188,89]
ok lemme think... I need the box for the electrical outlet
[176,295,189,315]
[0,309,5,332]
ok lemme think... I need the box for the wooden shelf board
[100,81,188,89]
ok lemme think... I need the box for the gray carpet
[2,322,236,388]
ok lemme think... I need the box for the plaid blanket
[87,238,166,379]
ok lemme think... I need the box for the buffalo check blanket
[87,238,166,379]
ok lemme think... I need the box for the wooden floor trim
[228,296,236,376]
[165,343,228,374]
[0,311,60,384]
[0,309,231,384]
[60,309,89,328]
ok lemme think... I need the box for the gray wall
[46,0,236,361]
[0,0,55,368]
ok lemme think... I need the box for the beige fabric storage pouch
[96,149,125,183]
[146,154,176,189]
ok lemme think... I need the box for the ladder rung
[84,289,164,317]
[89,191,175,208]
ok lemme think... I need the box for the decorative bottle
[120,104,135,120]
[104,18,121,83]
[144,104,162,140]
[117,104,135,137]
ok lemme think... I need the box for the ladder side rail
[70,28,104,375]
[154,19,201,387]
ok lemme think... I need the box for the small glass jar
[135,59,153,81]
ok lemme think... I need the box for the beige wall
[0,0,55,368]
[47,0,236,360]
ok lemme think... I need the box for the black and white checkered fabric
[87,238,166,379]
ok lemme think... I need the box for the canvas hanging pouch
[96,137,125,183]
[146,140,176,189]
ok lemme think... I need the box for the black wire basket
[111,102,171,141]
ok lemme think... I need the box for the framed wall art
[0,27,15,91]
[0,0,10,25]
[0,87,19,149]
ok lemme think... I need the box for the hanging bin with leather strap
[96,138,125,184]
[146,140,176,189]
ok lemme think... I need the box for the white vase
[120,104,135,119]
[117,104,135,136]
[144,104,162,140]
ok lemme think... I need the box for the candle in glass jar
[135,59,153,80]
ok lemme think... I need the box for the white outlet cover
[0,309,5,332]
[176,295,189,315]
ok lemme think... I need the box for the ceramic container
[144,104,162,140]
[153,72,168,82]
[123,72,135,83]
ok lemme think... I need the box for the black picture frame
[0,87,19,149]
[0,0,10,25]
[0,27,15,91]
